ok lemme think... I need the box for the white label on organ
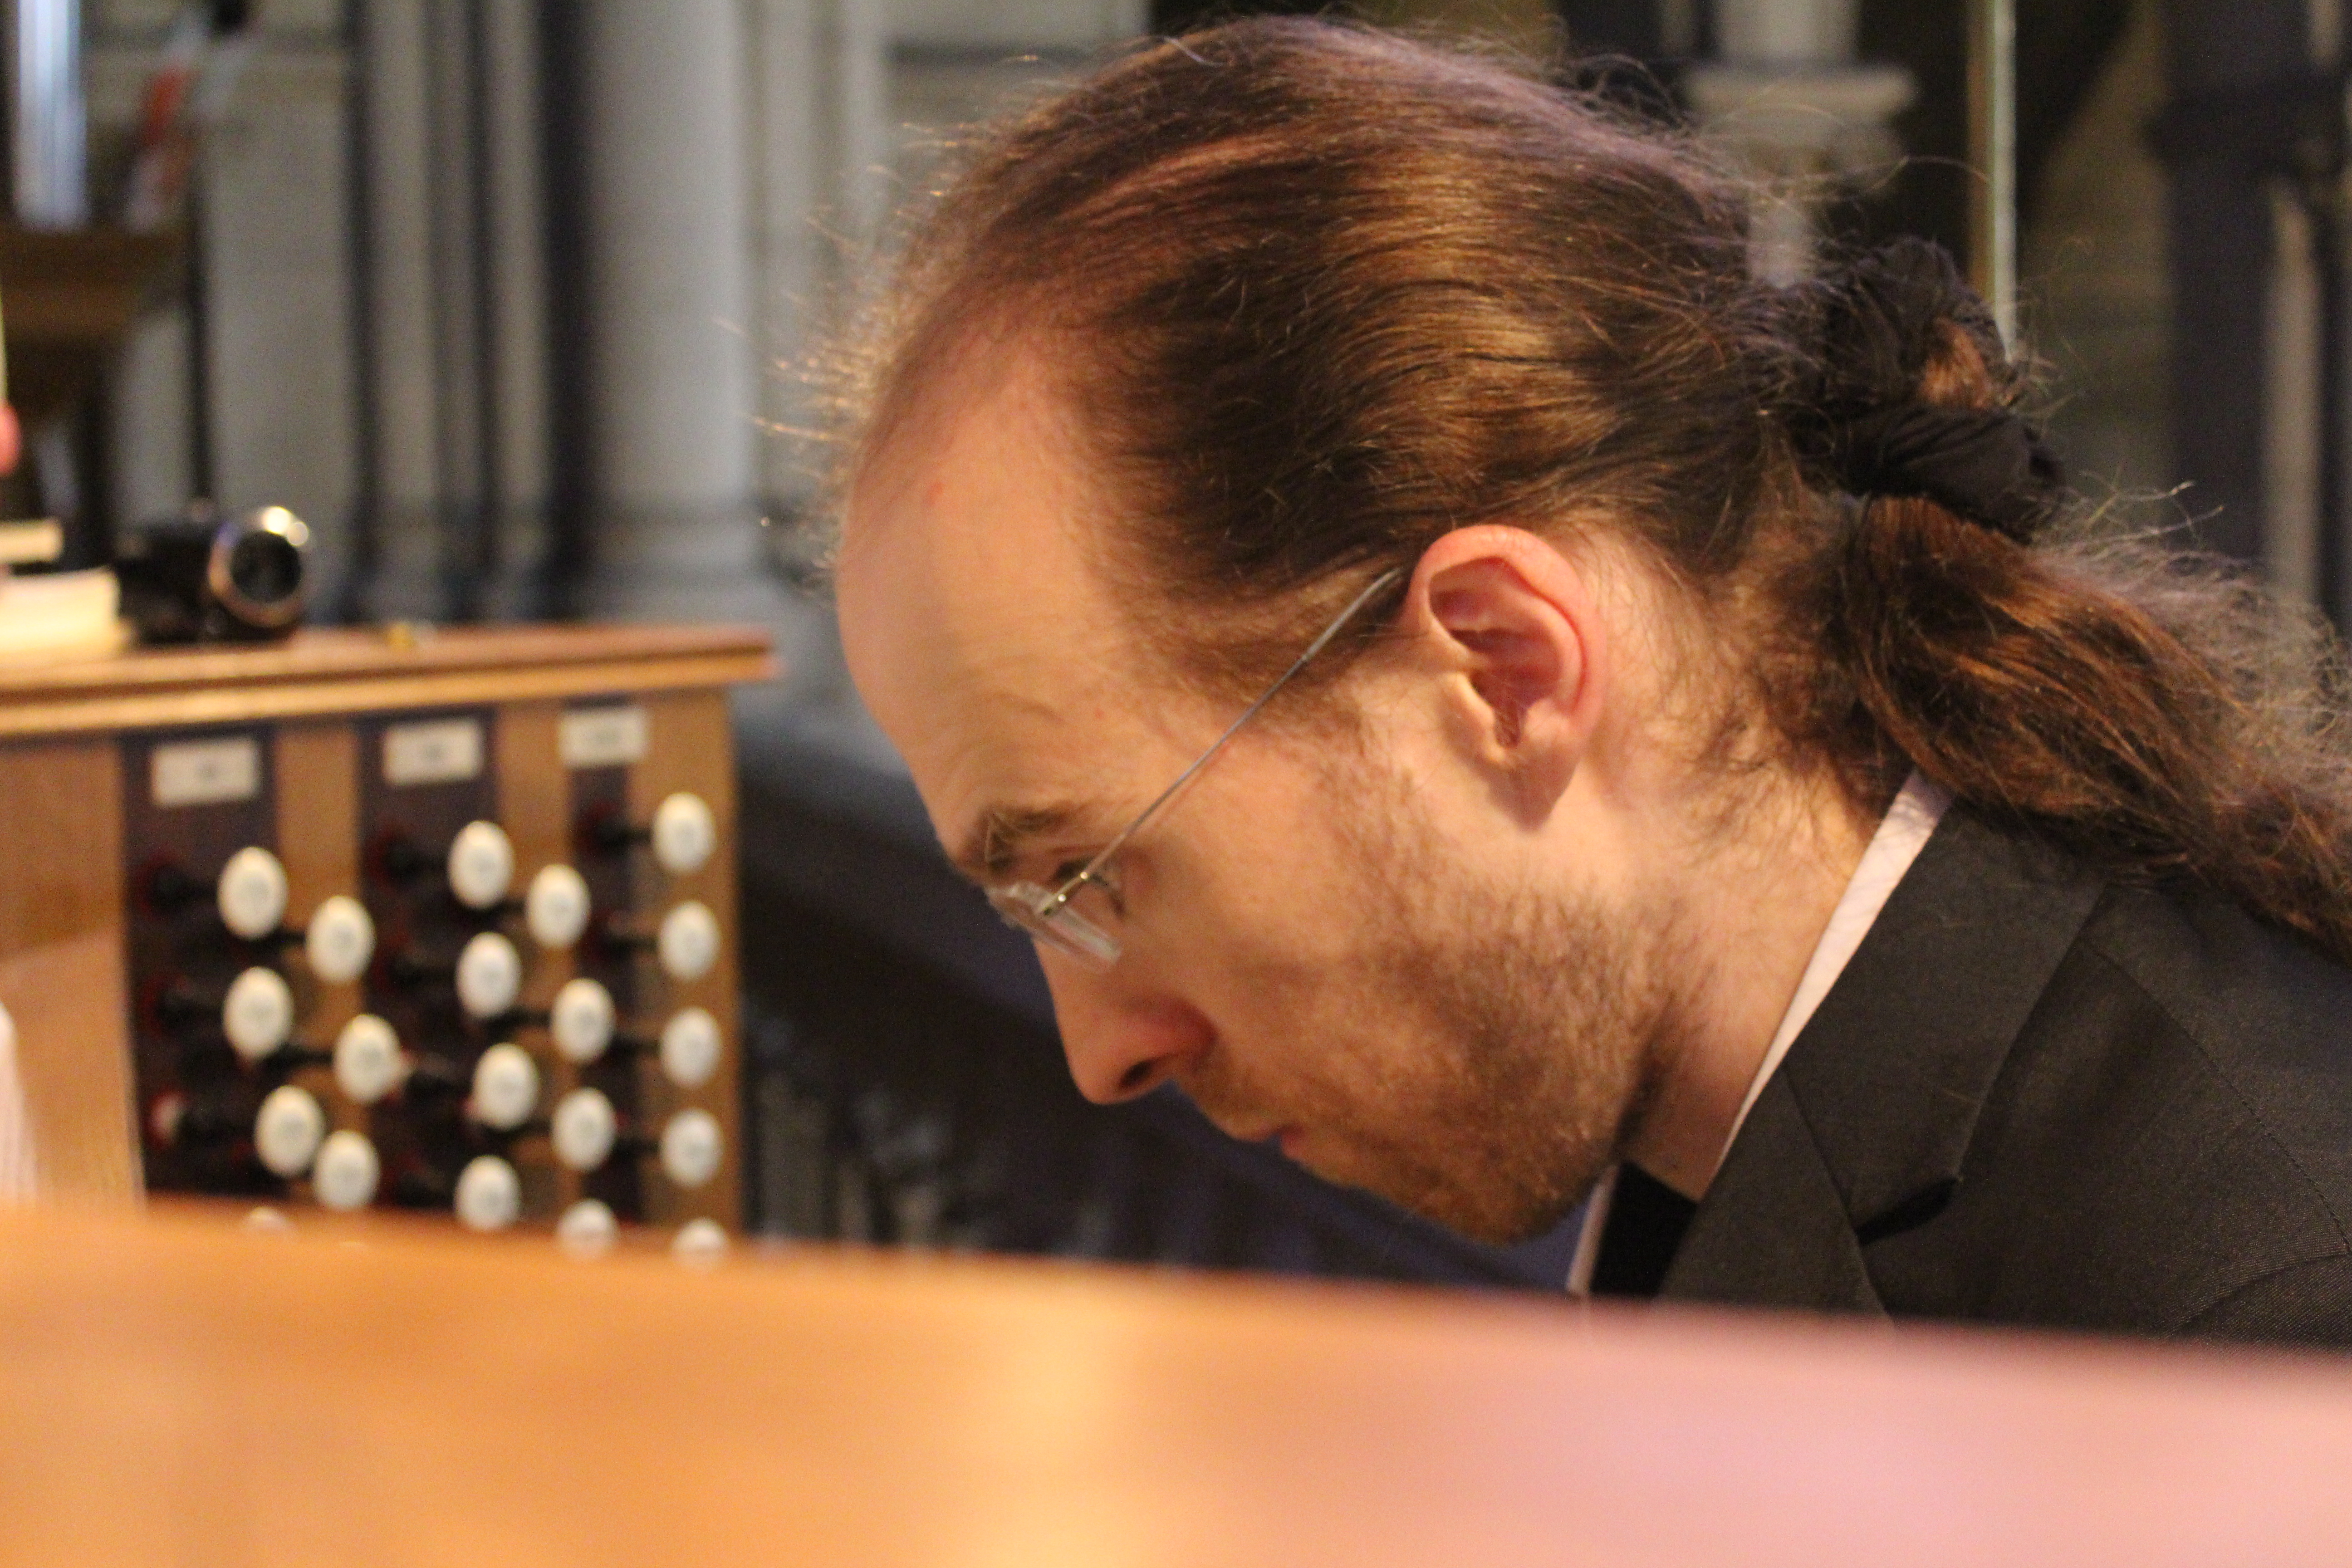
[382,718,484,786]
[559,706,647,769]
[152,736,260,807]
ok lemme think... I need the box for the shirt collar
[1723,771,1952,1159]
[1568,771,1950,1295]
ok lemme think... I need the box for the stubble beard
[1186,747,1695,1247]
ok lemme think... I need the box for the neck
[1618,769,1879,1200]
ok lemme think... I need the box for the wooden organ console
[0,623,773,1250]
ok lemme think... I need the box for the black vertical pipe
[2161,0,2305,564]
[338,0,382,621]
[423,0,473,622]
[536,0,588,620]
[2319,0,2352,632]
[184,186,217,506]
[2317,196,2348,627]
[537,0,590,619]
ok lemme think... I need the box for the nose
[1041,956,1213,1104]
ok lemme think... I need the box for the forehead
[837,346,1178,866]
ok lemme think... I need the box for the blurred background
[0,0,2326,1284]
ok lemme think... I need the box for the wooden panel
[0,739,137,1205]
[631,690,740,1230]
[495,701,578,1215]
[275,723,361,1133]
[0,625,775,740]
[0,652,777,740]
[9,1202,2352,1565]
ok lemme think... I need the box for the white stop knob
[254,1085,327,1177]
[454,931,522,1019]
[313,1129,381,1211]
[524,863,591,949]
[672,1217,729,1266]
[222,966,296,1063]
[557,1199,617,1259]
[549,977,617,1064]
[658,1007,721,1089]
[446,820,515,911]
[454,1154,521,1232]
[651,792,717,877]
[551,1088,618,1171]
[659,1108,723,1189]
[332,1013,405,1105]
[469,1042,540,1131]
[217,846,289,941]
[657,901,720,983]
[304,894,375,984]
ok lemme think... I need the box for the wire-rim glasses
[985,568,1403,970]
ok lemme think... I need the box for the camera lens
[227,529,302,608]
[204,506,310,633]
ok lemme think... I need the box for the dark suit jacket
[1659,804,2352,1344]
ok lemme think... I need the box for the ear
[1400,526,1607,818]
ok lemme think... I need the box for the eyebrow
[950,801,1092,884]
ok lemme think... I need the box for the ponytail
[1790,244,2352,963]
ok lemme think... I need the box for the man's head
[839,328,1731,1241]
[834,20,2352,1240]
[833,20,1926,1241]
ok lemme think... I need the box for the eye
[1047,858,1092,887]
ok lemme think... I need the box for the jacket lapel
[1659,806,2107,1313]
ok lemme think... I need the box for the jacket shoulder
[2079,885,2352,1216]
[1882,884,2352,1341]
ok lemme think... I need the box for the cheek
[1134,765,1375,977]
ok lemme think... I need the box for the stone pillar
[1685,0,1913,283]
[574,0,777,622]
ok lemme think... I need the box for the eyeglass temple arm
[1052,567,1405,904]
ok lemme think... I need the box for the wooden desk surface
[0,623,778,737]
[4,1204,2352,1566]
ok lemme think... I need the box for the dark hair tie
[1830,402,2065,544]
[1787,236,2067,542]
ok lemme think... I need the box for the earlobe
[1409,528,1603,816]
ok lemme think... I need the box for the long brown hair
[847,19,2352,963]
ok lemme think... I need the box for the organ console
[0,623,772,1251]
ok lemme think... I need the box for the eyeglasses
[985,568,1403,970]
